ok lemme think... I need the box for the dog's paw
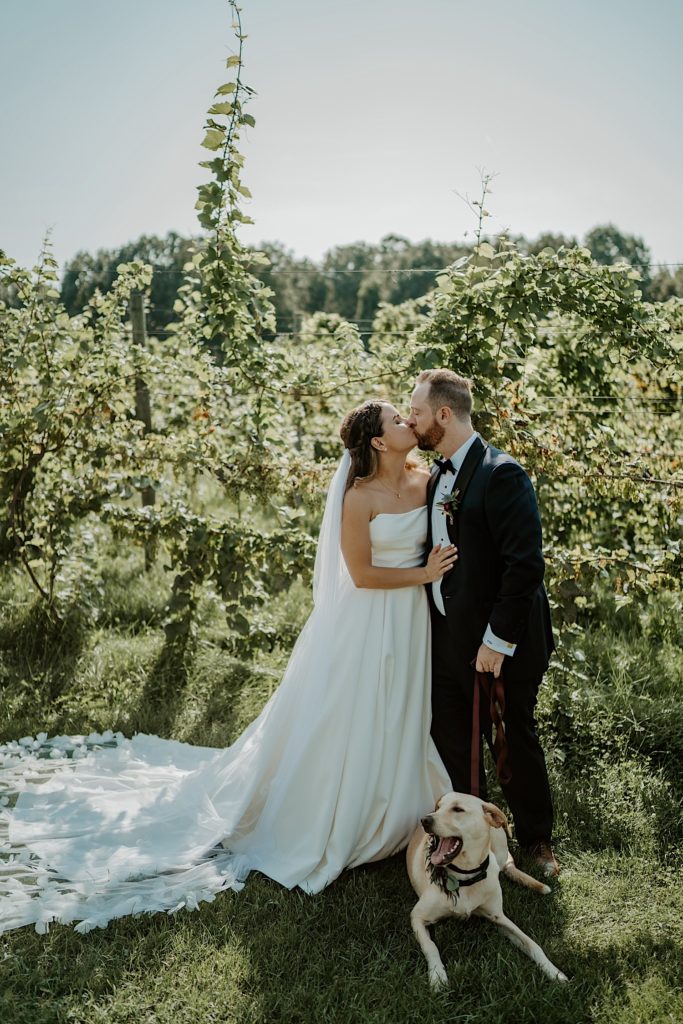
[540,883,552,896]
[428,965,448,991]
[541,961,568,983]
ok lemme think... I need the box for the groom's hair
[417,369,473,421]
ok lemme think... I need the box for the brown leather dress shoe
[522,841,560,877]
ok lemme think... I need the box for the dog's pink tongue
[430,837,457,866]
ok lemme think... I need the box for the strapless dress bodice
[369,505,427,568]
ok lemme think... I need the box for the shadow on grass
[124,632,194,737]
[181,659,276,749]
[1,851,679,1024]
[1,853,680,1024]
[0,601,88,739]
[561,933,683,1024]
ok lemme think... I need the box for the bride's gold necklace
[376,477,403,500]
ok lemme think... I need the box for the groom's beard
[413,420,445,452]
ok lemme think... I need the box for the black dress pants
[429,607,554,847]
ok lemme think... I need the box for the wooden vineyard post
[129,289,156,570]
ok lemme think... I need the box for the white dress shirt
[430,433,517,657]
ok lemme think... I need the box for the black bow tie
[434,457,456,476]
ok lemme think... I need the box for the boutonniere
[436,487,462,525]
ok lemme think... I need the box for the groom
[406,368,558,876]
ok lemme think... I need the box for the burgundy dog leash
[470,669,511,798]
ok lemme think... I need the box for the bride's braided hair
[339,401,386,492]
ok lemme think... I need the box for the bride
[0,400,456,935]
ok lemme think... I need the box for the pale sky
[2,0,682,272]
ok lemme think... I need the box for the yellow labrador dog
[406,792,568,990]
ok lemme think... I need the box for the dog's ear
[481,802,508,830]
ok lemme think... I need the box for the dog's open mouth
[429,835,463,866]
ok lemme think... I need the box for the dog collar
[446,854,490,888]
[425,834,491,900]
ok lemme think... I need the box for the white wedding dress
[0,455,450,936]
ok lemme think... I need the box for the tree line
[50,225,683,340]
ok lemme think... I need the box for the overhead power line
[99,261,683,276]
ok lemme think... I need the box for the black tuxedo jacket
[426,437,555,682]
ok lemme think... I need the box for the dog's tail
[502,854,551,895]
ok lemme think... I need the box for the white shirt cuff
[483,624,517,656]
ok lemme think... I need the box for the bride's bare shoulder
[342,479,374,516]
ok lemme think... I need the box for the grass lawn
[1,549,681,1024]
